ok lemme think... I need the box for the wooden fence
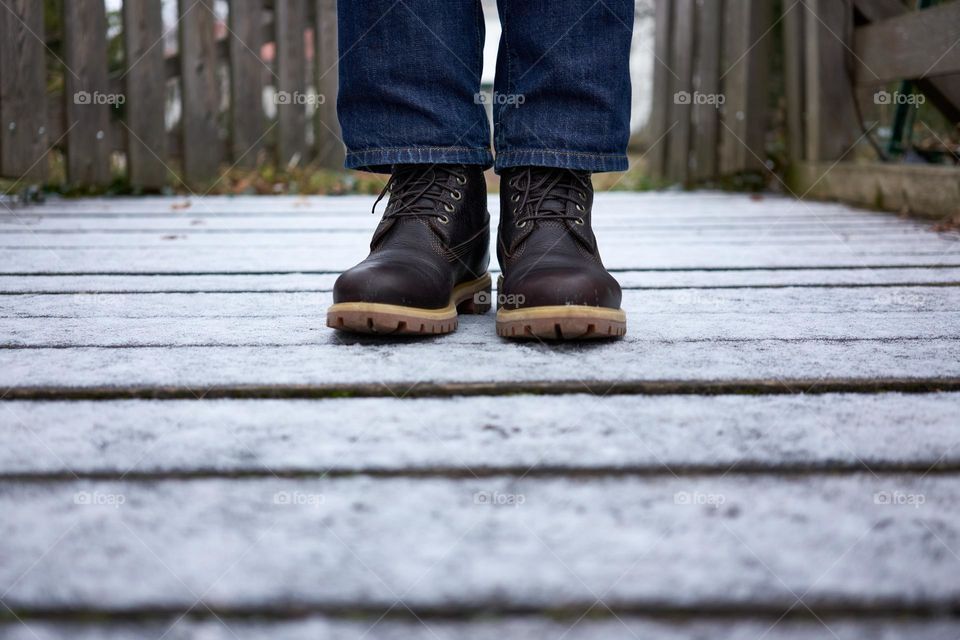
[647,0,960,217]
[0,0,343,191]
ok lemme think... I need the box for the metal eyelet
[515,220,527,228]
[575,217,585,225]
[510,193,520,202]
[576,204,585,212]
[451,190,462,200]
[455,175,467,185]
[438,215,450,224]
[577,191,586,200]
[443,203,455,213]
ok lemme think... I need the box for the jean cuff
[344,146,494,173]
[494,149,628,174]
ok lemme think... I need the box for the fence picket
[314,0,344,169]
[229,0,267,169]
[0,0,48,183]
[123,0,168,189]
[63,0,112,187]
[178,0,222,186]
[275,0,307,167]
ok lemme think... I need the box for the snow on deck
[1,192,959,638]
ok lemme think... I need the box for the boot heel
[457,287,492,315]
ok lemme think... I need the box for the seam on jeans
[347,146,491,154]
[495,0,512,151]
[496,149,627,159]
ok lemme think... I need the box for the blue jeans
[336,0,634,173]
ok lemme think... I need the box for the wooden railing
[0,0,342,191]
[645,0,775,184]
[646,0,960,218]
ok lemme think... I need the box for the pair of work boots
[326,164,625,340]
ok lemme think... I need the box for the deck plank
[2,394,958,475]
[1,474,957,612]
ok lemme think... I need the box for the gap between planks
[4,377,960,401]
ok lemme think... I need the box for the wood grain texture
[667,0,695,183]
[691,0,722,180]
[62,0,112,187]
[314,0,345,168]
[228,0,267,168]
[0,0,48,182]
[178,0,222,185]
[275,0,308,167]
[122,0,168,189]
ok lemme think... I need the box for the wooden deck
[1,192,959,638]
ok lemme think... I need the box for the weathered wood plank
[667,0,695,182]
[802,0,860,162]
[782,0,805,163]
[1,618,958,640]
[178,0,222,185]
[646,0,673,178]
[228,0,267,168]
[3,394,959,475]
[62,0,112,187]
[3,618,959,640]
[3,267,959,294]
[0,0,48,182]
[854,2,960,85]
[691,0,722,180]
[314,0,345,168]
[789,162,960,221]
[719,0,771,174]
[2,339,958,389]
[122,0,168,190]
[1,475,957,611]
[275,0,308,167]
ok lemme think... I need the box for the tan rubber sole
[496,305,627,340]
[326,274,491,335]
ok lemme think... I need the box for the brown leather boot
[327,164,491,335]
[496,167,626,340]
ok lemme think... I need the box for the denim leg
[337,0,493,173]
[493,0,634,173]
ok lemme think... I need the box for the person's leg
[328,0,492,336]
[492,0,633,340]
[336,0,492,172]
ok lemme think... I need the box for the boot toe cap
[334,259,449,309]
[501,266,622,309]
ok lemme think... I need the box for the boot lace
[506,167,590,228]
[373,165,467,224]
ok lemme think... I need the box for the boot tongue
[388,165,449,217]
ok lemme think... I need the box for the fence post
[63,0,112,188]
[123,0,168,189]
[803,0,859,162]
[692,0,722,181]
[229,0,267,169]
[314,0,344,169]
[667,0,695,183]
[0,0,48,183]
[719,0,771,176]
[782,0,806,164]
[276,0,308,167]
[178,0,222,187]
[646,0,673,179]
